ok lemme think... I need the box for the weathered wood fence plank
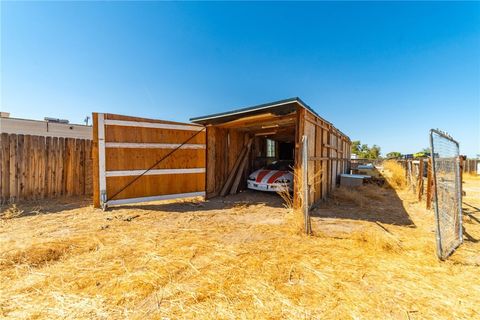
[0,133,92,204]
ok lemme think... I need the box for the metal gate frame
[430,129,463,260]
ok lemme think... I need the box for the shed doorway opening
[191,97,351,210]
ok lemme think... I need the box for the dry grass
[1,180,479,319]
[328,184,386,208]
[382,160,407,189]
[463,172,480,181]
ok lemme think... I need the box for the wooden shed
[92,97,350,210]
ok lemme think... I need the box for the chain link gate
[430,129,463,260]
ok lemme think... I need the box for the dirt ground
[1,177,479,319]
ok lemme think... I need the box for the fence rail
[0,133,92,204]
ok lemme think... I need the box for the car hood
[249,169,293,184]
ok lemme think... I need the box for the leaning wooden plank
[229,138,253,195]
[219,143,248,197]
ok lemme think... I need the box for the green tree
[350,140,381,159]
[386,151,402,159]
[351,140,361,156]
[368,145,381,159]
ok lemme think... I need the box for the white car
[247,160,294,192]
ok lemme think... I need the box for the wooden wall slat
[38,136,46,199]
[206,127,216,196]
[58,137,65,196]
[85,139,93,196]
[1,133,10,203]
[9,134,18,202]
[17,135,25,199]
[0,133,93,203]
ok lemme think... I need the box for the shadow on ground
[0,197,91,218]
[112,190,285,212]
[310,164,416,227]
[1,190,286,219]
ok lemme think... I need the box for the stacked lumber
[220,138,253,196]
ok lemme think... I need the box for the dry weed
[382,160,407,190]
[0,204,24,220]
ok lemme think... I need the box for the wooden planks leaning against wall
[0,133,92,204]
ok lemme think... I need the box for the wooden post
[426,158,433,210]
[302,135,312,235]
[92,113,100,208]
[417,159,424,201]
[459,156,464,197]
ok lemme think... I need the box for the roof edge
[190,97,311,123]
[189,97,350,141]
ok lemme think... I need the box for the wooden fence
[0,133,92,204]
[401,159,432,208]
[400,157,469,210]
[462,158,479,174]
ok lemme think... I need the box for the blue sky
[1,2,479,156]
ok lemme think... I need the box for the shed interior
[191,98,351,208]
[192,100,299,198]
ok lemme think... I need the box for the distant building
[0,113,92,139]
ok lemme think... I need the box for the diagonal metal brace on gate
[103,126,206,210]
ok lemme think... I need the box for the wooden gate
[92,113,206,208]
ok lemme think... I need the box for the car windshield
[265,160,293,171]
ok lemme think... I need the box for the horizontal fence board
[105,168,205,177]
[105,148,206,171]
[105,119,204,131]
[105,142,205,149]
[105,125,206,144]
[106,173,205,201]
[0,133,93,203]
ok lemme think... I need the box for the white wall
[0,117,92,139]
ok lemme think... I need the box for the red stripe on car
[256,170,270,183]
[267,171,286,184]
